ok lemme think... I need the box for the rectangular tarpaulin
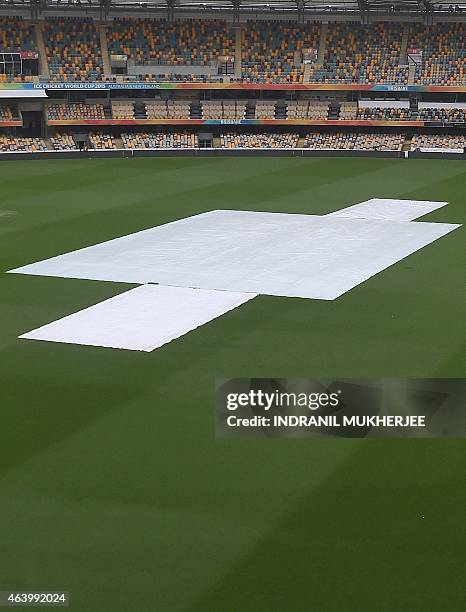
[20,284,257,352]
[327,198,448,221]
[9,209,460,300]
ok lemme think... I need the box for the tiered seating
[418,107,466,123]
[255,101,276,119]
[220,132,299,148]
[411,134,466,150]
[45,18,103,81]
[242,21,320,83]
[339,101,358,120]
[89,133,118,149]
[46,103,106,121]
[201,100,246,119]
[0,136,48,152]
[356,107,418,121]
[303,132,358,149]
[0,17,36,52]
[108,19,234,66]
[145,100,168,118]
[121,131,198,148]
[0,106,14,121]
[145,100,191,119]
[285,101,330,120]
[354,133,404,151]
[0,74,34,83]
[222,101,246,119]
[307,102,330,120]
[286,101,310,119]
[303,132,404,150]
[310,23,407,84]
[49,133,78,150]
[112,101,135,119]
[410,24,465,86]
[201,100,223,119]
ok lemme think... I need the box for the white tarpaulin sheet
[327,198,448,221]
[20,284,257,352]
[10,209,459,300]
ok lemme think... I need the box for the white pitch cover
[9,209,459,301]
[327,198,448,221]
[20,284,257,352]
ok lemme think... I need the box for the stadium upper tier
[241,21,321,84]
[0,18,464,86]
[308,23,408,84]
[44,17,104,82]
[108,19,234,67]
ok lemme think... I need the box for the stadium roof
[0,0,464,18]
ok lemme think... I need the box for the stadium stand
[0,135,48,152]
[145,100,191,119]
[303,131,404,150]
[112,101,135,119]
[410,133,466,150]
[0,105,15,121]
[201,99,247,119]
[417,107,466,123]
[0,17,463,87]
[286,101,310,119]
[254,100,276,119]
[49,132,78,150]
[241,21,320,83]
[0,16,36,52]
[44,17,104,81]
[0,15,464,160]
[121,131,198,148]
[46,103,106,121]
[339,102,358,120]
[354,132,404,151]
[222,101,247,119]
[201,100,222,119]
[355,107,418,121]
[220,132,299,148]
[410,24,465,86]
[309,23,408,84]
[285,100,330,120]
[303,131,359,149]
[107,18,234,81]
[89,132,119,149]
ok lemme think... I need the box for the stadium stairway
[134,102,147,119]
[234,25,242,78]
[190,101,202,119]
[317,23,328,66]
[400,25,409,65]
[328,101,340,119]
[34,22,50,78]
[402,136,412,152]
[408,61,417,85]
[245,101,256,119]
[275,101,287,120]
[303,64,312,83]
[99,25,111,79]
[305,23,327,83]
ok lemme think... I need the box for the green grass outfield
[1,156,465,612]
